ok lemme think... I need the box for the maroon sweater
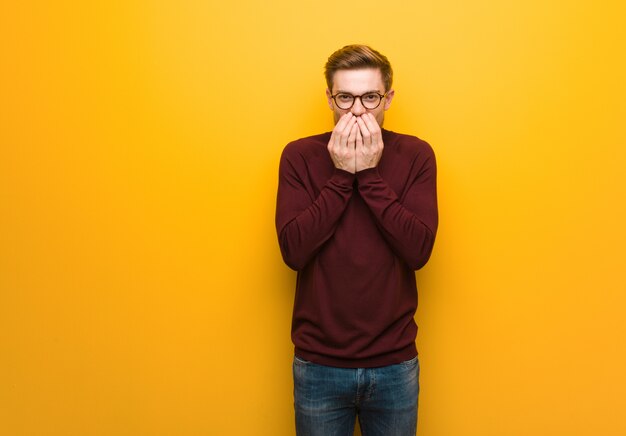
[276,129,438,368]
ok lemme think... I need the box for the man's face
[326,68,394,126]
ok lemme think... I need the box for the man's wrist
[355,166,380,180]
[332,167,357,185]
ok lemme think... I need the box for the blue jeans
[293,355,419,436]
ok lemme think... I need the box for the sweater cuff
[331,168,356,187]
[355,167,381,184]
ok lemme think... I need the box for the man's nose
[350,97,366,116]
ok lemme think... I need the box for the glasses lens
[334,93,355,109]
[361,93,382,109]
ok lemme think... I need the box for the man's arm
[356,153,438,270]
[275,114,359,271]
[355,113,438,270]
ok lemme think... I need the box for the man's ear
[326,89,334,110]
[383,89,395,110]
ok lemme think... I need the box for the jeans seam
[366,368,376,402]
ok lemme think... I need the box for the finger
[363,113,382,142]
[362,113,380,134]
[355,116,367,133]
[356,125,363,149]
[334,112,352,133]
[348,122,358,148]
[331,112,350,132]
[356,116,372,147]
[330,113,350,144]
[340,116,357,147]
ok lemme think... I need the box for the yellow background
[1,1,625,435]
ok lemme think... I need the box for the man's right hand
[327,113,358,174]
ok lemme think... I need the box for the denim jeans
[293,355,419,436]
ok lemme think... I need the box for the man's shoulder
[282,131,332,159]
[383,129,435,159]
[285,131,331,149]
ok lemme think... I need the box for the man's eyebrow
[335,89,381,94]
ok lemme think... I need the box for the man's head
[324,44,395,126]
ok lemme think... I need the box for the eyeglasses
[330,92,387,110]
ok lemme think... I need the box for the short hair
[324,44,393,92]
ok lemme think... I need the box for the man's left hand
[355,113,384,172]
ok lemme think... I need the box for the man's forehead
[332,68,384,91]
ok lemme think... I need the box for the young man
[275,44,438,436]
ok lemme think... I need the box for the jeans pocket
[400,355,419,369]
[293,355,310,366]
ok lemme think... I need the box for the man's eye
[337,94,353,101]
[363,94,378,101]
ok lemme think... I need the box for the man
[275,44,438,436]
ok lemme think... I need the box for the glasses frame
[330,92,388,110]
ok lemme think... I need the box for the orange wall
[1,1,625,435]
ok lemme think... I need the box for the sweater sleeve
[355,147,438,270]
[275,146,355,271]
